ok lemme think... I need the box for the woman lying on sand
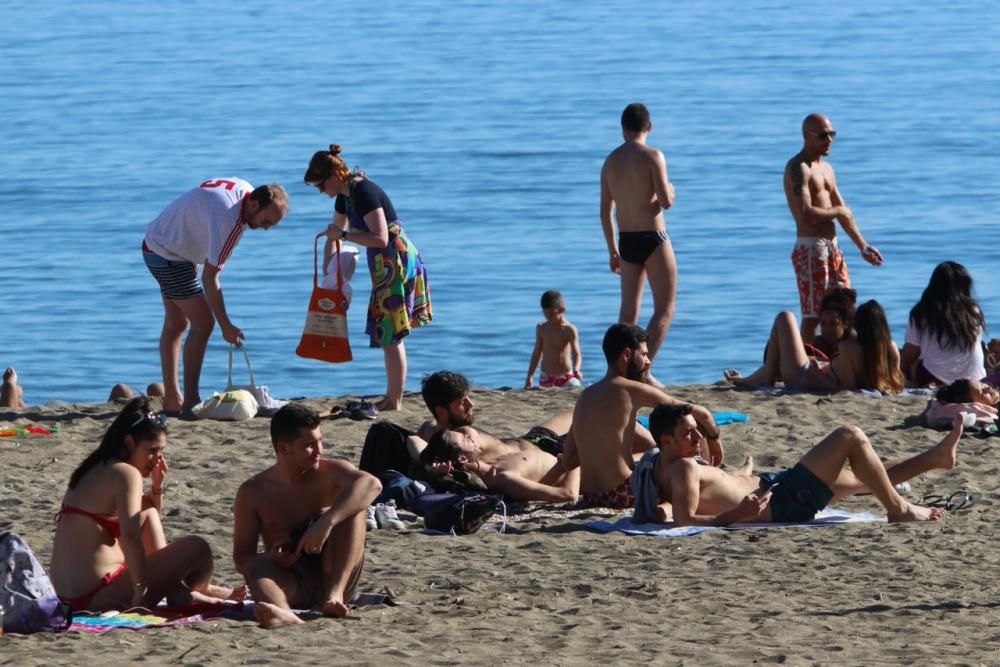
[935,379,999,407]
[726,300,904,393]
[50,397,244,612]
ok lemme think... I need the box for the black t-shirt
[334,179,397,227]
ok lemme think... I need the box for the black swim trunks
[758,463,834,522]
[618,230,670,265]
[521,426,565,457]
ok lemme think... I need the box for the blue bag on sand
[1,532,71,633]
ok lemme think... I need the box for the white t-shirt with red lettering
[144,178,252,269]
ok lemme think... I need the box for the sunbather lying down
[635,403,964,526]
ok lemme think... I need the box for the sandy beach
[1,384,997,665]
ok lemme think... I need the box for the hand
[574,370,583,380]
[427,460,454,476]
[150,453,168,491]
[525,378,534,389]
[706,437,724,467]
[296,516,334,557]
[264,543,301,568]
[325,224,346,241]
[861,244,884,266]
[736,490,771,521]
[221,323,245,347]
[609,253,621,274]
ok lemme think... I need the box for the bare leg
[316,511,367,618]
[725,312,808,387]
[139,506,168,553]
[618,261,645,326]
[90,535,218,611]
[537,409,574,436]
[831,420,963,501]
[800,316,819,343]
[1,367,26,408]
[644,239,678,364]
[799,425,945,522]
[242,556,305,628]
[377,341,406,411]
[172,295,215,413]
[159,298,188,413]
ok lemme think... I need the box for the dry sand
[1,385,998,665]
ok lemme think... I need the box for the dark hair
[648,403,692,443]
[540,290,564,310]
[418,429,464,468]
[819,287,858,328]
[69,398,167,489]
[621,103,651,133]
[909,261,986,353]
[936,379,974,404]
[303,144,355,186]
[270,403,321,451]
[602,323,648,364]
[248,184,288,210]
[854,300,904,393]
[421,371,470,415]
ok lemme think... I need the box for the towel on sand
[585,508,884,537]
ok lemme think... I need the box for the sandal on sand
[918,491,980,512]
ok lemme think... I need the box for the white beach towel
[585,508,884,537]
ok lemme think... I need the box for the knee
[163,317,189,338]
[108,384,134,402]
[188,315,216,337]
[835,424,868,446]
[178,535,213,563]
[653,301,676,321]
[776,311,797,327]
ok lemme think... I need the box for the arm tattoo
[790,165,805,197]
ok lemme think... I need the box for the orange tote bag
[296,233,353,363]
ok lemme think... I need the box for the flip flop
[916,494,950,508]
[945,491,980,512]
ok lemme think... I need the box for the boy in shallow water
[524,290,583,389]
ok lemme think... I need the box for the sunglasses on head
[808,130,837,141]
[130,411,168,430]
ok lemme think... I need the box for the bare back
[539,322,576,375]
[602,142,669,232]
[784,153,838,239]
[569,377,652,494]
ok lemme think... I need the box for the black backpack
[423,494,504,535]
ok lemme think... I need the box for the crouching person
[233,403,381,628]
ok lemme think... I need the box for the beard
[625,357,648,382]
[448,409,475,428]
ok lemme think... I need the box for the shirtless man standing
[601,103,677,384]
[561,323,723,509]
[645,404,948,526]
[233,403,381,628]
[785,114,883,341]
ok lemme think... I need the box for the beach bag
[296,234,352,364]
[422,493,502,535]
[224,347,287,416]
[0,532,71,634]
[193,389,258,421]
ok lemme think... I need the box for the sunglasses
[808,130,837,141]
[130,411,169,430]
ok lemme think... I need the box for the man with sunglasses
[785,114,883,342]
[142,179,288,416]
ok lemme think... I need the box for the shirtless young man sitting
[560,323,723,509]
[418,411,579,503]
[785,113,883,341]
[233,403,382,628]
[642,403,951,526]
[601,103,677,385]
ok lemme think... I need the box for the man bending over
[643,403,949,526]
[233,403,381,628]
[561,323,723,509]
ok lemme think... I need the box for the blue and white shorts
[143,244,203,300]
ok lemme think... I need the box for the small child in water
[525,290,583,389]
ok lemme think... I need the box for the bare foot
[929,416,964,471]
[723,368,753,387]
[888,502,946,523]
[375,396,402,412]
[1,367,26,408]
[318,597,349,618]
[734,455,754,476]
[207,583,249,602]
[255,601,304,628]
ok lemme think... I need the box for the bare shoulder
[107,460,142,485]
[236,469,273,501]
[668,456,700,477]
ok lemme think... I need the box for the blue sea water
[1,2,998,404]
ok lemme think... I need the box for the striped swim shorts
[142,243,203,300]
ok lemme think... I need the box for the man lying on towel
[639,403,961,526]
[560,323,723,509]
[233,404,381,628]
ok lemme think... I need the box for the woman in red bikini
[50,397,241,612]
